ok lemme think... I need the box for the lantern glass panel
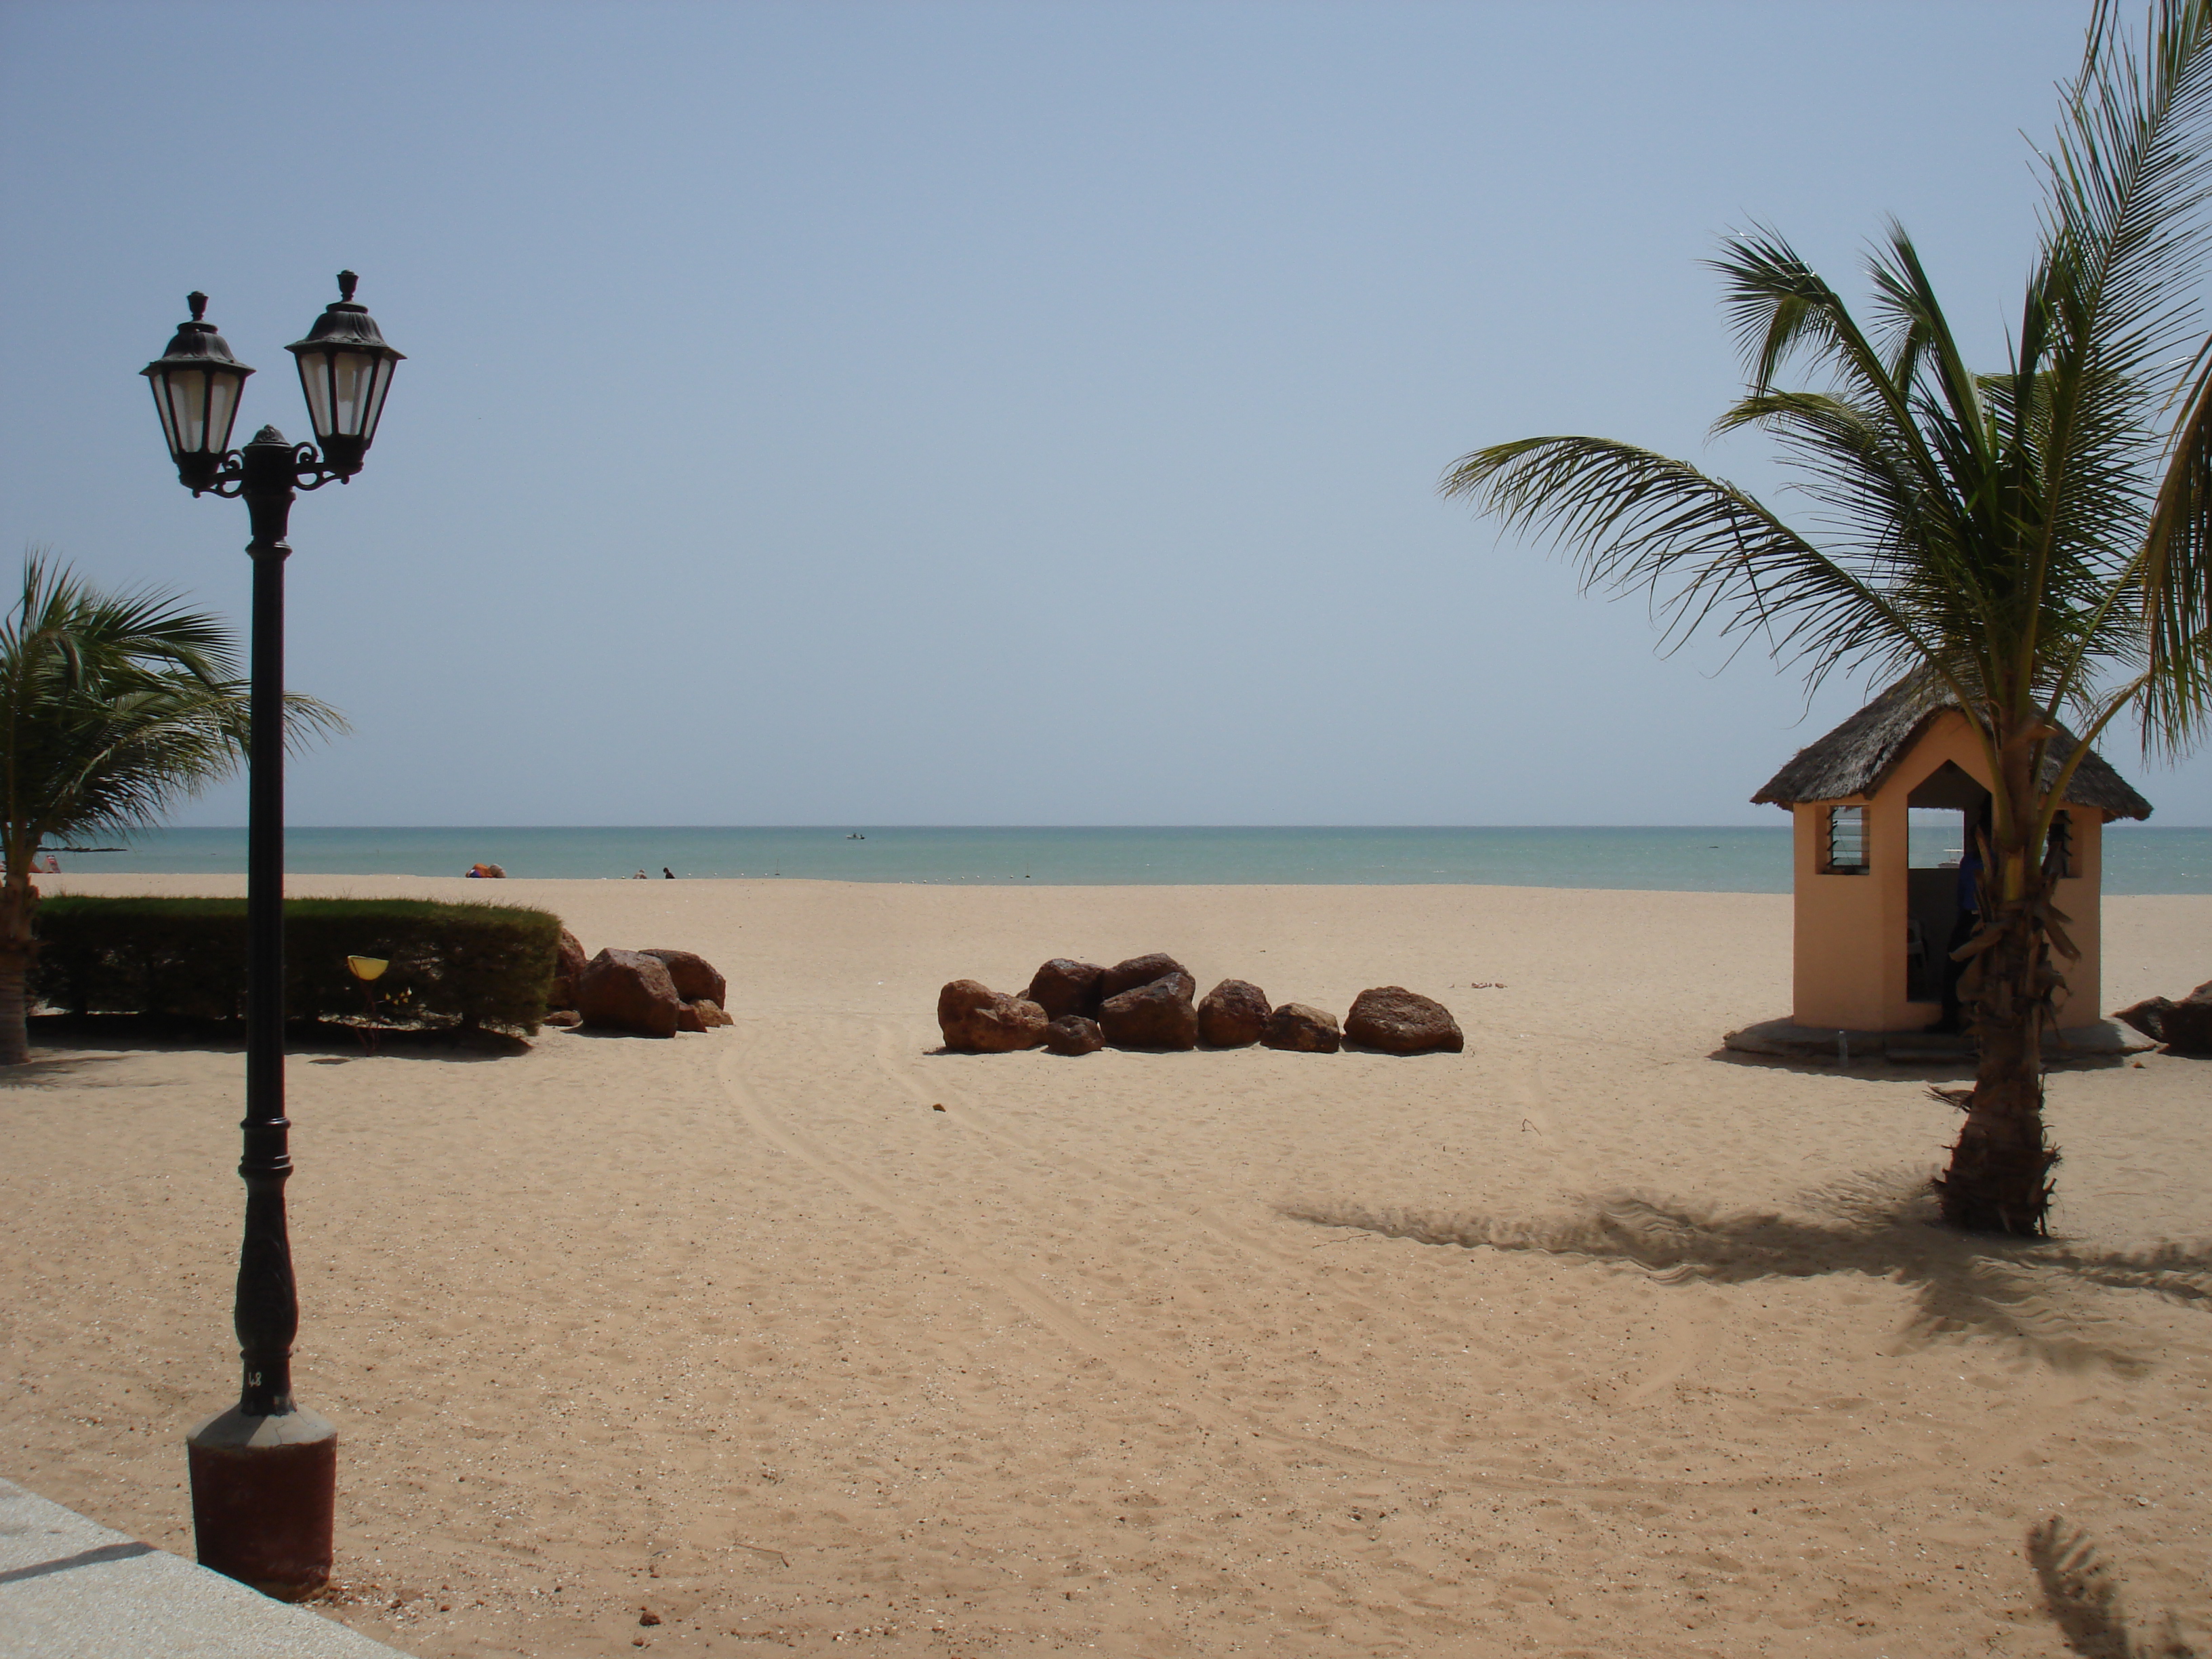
[153,366,246,462]
[296,346,396,445]
[203,370,242,454]
[359,354,394,443]
[297,352,333,441]
[152,370,197,456]
[331,352,373,434]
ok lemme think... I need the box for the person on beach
[663,867,675,878]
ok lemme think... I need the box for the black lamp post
[142,273,401,1601]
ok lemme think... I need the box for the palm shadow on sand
[2028,1516,2203,1658]
[1279,1170,2212,1374]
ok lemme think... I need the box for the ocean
[41,824,2212,893]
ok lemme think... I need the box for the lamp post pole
[143,276,401,1601]
[238,425,299,1417]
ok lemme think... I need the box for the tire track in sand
[718,1030,1469,1480]
[717,1027,1917,1500]
[869,1019,1329,1278]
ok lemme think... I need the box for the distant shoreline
[43,823,2212,893]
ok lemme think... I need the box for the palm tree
[1442,0,2212,1237]
[0,556,344,1064]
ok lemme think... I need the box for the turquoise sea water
[41,824,2212,893]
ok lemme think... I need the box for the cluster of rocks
[2116,980,2212,1056]
[938,954,1462,1057]
[546,928,734,1037]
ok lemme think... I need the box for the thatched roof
[1752,680,2154,820]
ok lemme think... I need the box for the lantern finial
[335,270,359,303]
[188,291,209,321]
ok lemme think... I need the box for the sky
[1,0,2207,827]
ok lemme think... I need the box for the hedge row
[28,896,562,1035]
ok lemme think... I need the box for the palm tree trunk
[1936,911,2058,1235]
[1936,753,2060,1236]
[0,870,39,1066]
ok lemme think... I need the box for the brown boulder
[937,980,1050,1052]
[1025,958,1107,1021]
[2167,991,2212,1054]
[1099,972,1199,1050]
[1261,1002,1340,1052]
[1044,1015,1105,1056]
[543,1008,581,1028]
[577,949,685,1038]
[691,998,734,1029]
[2116,998,2171,1042]
[2118,979,2212,1054]
[1198,979,1270,1047]
[641,949,727,1008]
[1345,986,1465,1054]
[676,1000,706,1033]
[1100,953,1191,1000]
[550,927,588,1008]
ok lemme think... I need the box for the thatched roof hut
[1751,680,2154,820]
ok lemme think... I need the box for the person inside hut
[1934,800,1994,1034]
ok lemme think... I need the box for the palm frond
[2138,333,2212,750]
[1441,435,1950,695]
[0,556,345,853]
[2039,0,2212,381]
[1710,228,1942,480]
[2025,0,2212,683]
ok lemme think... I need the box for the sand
[3,876,2208,1658]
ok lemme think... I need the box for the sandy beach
[3,876,2208,1658]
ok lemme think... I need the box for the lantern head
[142,293,254,493]
[286,272,403,479]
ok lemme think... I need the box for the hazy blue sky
[3,0,2205,826]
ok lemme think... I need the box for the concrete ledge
[1721,1017,2153,1065]
[0,1477,412,1659]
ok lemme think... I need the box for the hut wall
[1791,796,1907,1029]
[2055,810,2103,1027]
[1788,710,2103,1031]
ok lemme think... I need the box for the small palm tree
[1443,0,2212,1236]
[0,556,343,1064]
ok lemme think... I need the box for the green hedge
[28,896,562,1036]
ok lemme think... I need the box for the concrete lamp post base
[185,1406,337,1601]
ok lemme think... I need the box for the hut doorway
[1904,762,1990,1003]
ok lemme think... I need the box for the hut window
[1824,806,1868,873]
[2043,811,2077,880]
